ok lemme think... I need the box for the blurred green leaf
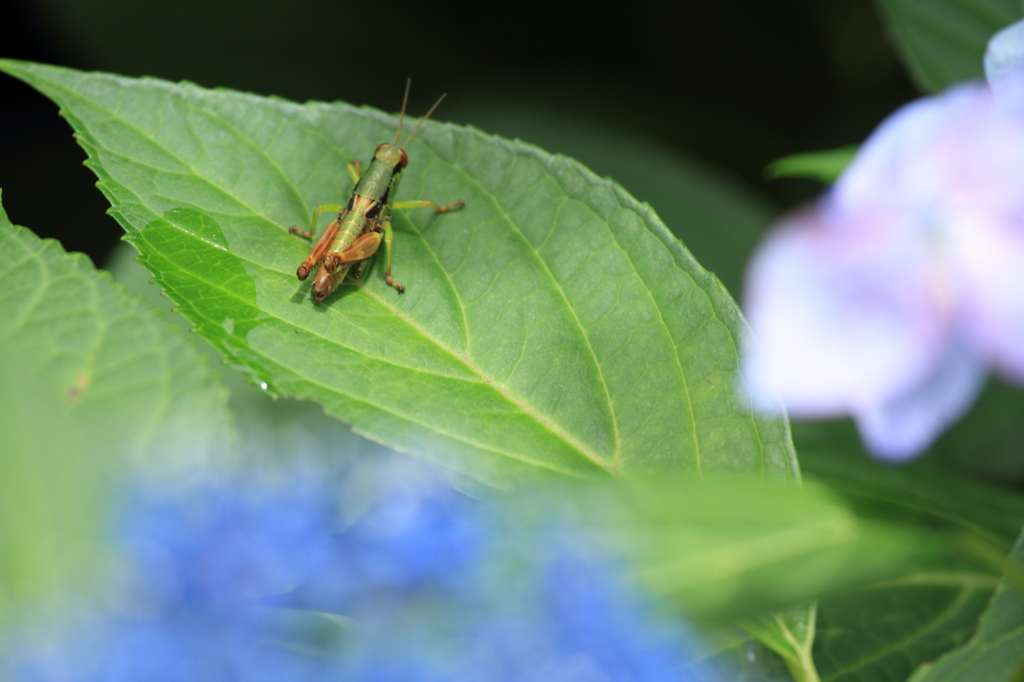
[764,146,858,184]
[875,0,1020,92]
[907,529,1024,682]
[0,191,232,621]
[795,427,1024,682]
[0,60,798,490]
[523,475,957,623]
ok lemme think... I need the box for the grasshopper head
[312,265,343,303]
[374,143,408,170]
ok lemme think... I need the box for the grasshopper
[290,81,464,302]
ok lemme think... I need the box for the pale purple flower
[741,75,1024,460]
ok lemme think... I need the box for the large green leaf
[0,190,232,621]
[0,60,797,489]
[875,0,1021,92]
[795,427,1024,682]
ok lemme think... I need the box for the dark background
[1,0,917,267]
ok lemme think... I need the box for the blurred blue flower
[312,479,486,609]
[119,478,336,607]
[741,73,1024,460]
[336,544,703,682]
[6,467,713,682]
[7,476,343,682]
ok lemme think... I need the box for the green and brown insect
[290,81,463,302]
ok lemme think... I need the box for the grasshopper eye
[375,143,388,154]
[398,149,408,168]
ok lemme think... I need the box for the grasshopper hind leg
[294,219,340,281]
[289,203,345,281]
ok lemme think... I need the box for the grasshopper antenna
[393,78,412,146]
[402,92,447,150]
